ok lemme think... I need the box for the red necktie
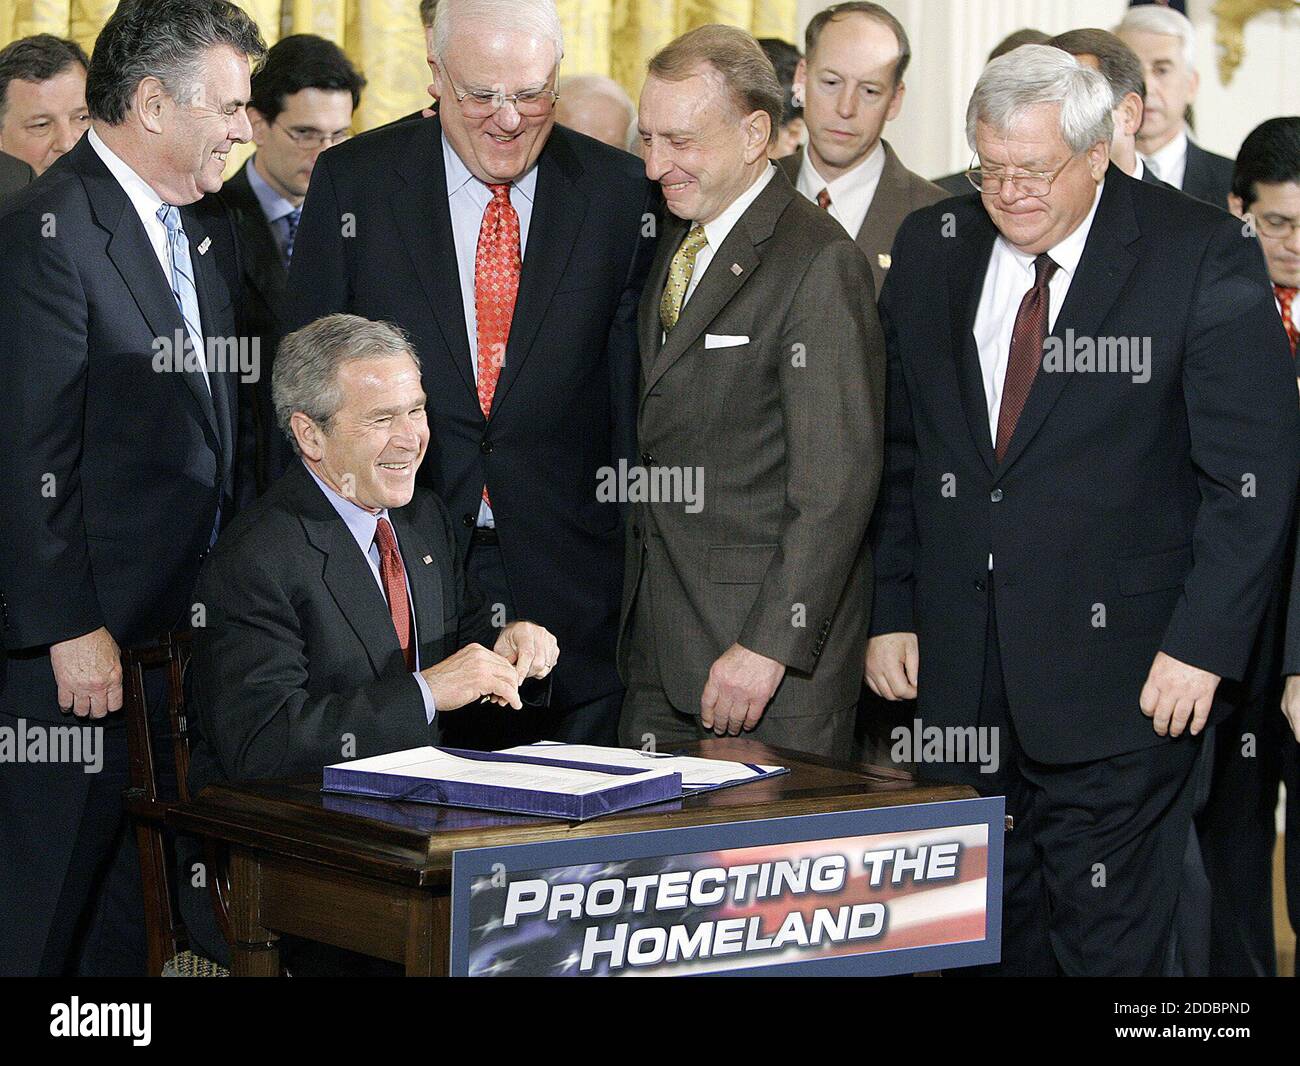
[474,183,521,505]
[374,517,414,670]
[816,187,832,210]
[996,254,1058,462]
[1275,284,1299,356]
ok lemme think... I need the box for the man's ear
[135,75,167,135]
[248,106,270,148]
[1227,192,1245,220]
[885,80,906,123]
[1119,92,1143,137]
[291,412,324,462]
[793,56,806,101]
[744,109,772,163]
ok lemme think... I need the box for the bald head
[556,74,635,150]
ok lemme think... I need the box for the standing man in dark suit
[780,3,943,297]
[620,25,882,759]
[0,34,89,176]
[285,0,656,747]
[0,149,32,199]
[1051,30,1152,184]
[866,46,1299,975]
[1117,4,1234,208]
[0,0,264,977]
[218,34,366,496]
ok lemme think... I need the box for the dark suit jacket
[778,141,946,295]
[933,170,974,198]
[872,165,1300,764]
[0,136,241,719]
[214,157,293,496]
[284,116,658,707]
[0,150,33,201]
[1181,139,1235,211]
[187,461,498,792]
[617,169,885,716]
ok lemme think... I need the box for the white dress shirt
[305,464,436,723]
[1142,127,1188,190]
[681,163,776,309]
[795,141,885,239]
[88,125,209,389]
[443,132,538,528]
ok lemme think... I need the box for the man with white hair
[865,44,1299,974]
[556,74,636,152]
[1116,3,1235,207]
[286,0,657,748]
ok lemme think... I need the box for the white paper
[499,743,784,790]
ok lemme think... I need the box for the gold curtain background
[0,0,799,134]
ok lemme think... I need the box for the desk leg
[228,847,280,976]
[404,891,450,977]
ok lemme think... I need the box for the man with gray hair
[866,44,1299,974]
[1116,3,1234,207]
[555,74,636,152]
[183,311,556,965]
[0,0,264,976]
[286,0,657,749]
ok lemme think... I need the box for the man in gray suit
[618,25,883,759]
[780,2,944,295]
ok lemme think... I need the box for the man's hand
[865,632,918,701]
[700,643,785,736]
[49,627,122,719]
[1282,675,1300,743]
[1140,651,1221,737]
[421,643,522,710]
[494,621,559,685]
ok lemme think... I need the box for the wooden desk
[168,739,976,976]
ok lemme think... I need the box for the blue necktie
[284,206,302,263]
[156,203,209,394]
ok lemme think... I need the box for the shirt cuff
[413,670,437,725]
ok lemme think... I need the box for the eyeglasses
[275,120,352,149]
[441,69,558,119]
[1248,213,1300,240]
[965,152,1075,197]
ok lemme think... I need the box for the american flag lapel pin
[877,253,891,269]
[730,262,743,276]
[198,236,211,255]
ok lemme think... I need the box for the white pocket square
[705,333,749,349]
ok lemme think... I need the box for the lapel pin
[730,263,743,276]
[198,236,211,255]
[422,554,433,565]
[877,253,892,269]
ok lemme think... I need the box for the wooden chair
[121,631,232,976]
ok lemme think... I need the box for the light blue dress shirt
[442,133,538,528]
[305,464,437,724]
[245,154,300,265]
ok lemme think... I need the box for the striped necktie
[156,203,209,394]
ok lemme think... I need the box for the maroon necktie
[1275,284,1298,356]
[996,254,1058,462]
[816,187,832,210]
[374,517,414,670]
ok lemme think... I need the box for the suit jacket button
[463,514,475,528]
[480,439,493,454]
[641,451,655,465]
[974,579,986,593]
[990,488,1003,502]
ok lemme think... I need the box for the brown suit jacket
[778,140,947,295]
[617,168,885,718]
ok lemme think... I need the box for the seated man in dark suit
[220,34,366,496]
[189,312,557,794]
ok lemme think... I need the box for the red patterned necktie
[996,253,1058,462]
[816,187,832,210]
[374,517,414,670]
[1275,284,1299,356]
[474,183,521,506]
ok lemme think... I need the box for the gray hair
[1116,3,1197,72]
[432,0,564,66]
[87,0,266,126]
[273,314,421,455]
[557,74,637,150]
[966,44,1114,156]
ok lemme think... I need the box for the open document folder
[322,745,788,821]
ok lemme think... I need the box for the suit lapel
[644,172,793,394]
[294,466,403,677]
[78,139,221,449]
[946,206,999,474]
[855,142,909,260]
[489,130,588,417]
[183,204,235,479]
[227,163,287,308]
[639,211,686,378]
[998,170,1140,471]
[393,118,478,407]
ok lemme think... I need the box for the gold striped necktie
[659,224,708,333]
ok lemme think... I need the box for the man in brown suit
[618,25,884,759]
[781,3,944,295]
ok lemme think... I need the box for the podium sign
[450,797,1003,976]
